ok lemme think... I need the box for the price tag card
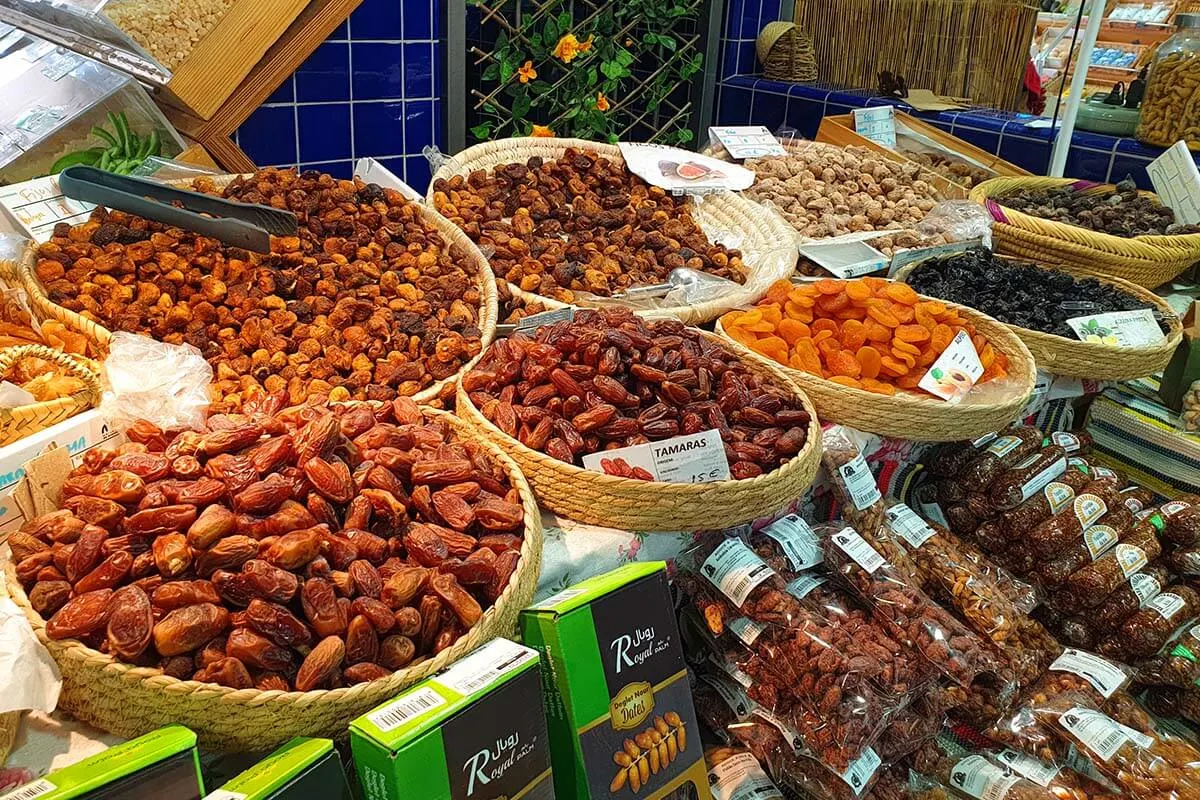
[581,429,730,483]
[887,239,981,277]
[1147,140,1200,225]
[798,238,888,278]
[1065,308,1166,347]
[0,173,95,242]
[708,125,787,159]
[918,329,984,401]
[852,106,897,148]
[618,142,755,194]
[514,306,576,331]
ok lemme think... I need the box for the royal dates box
[203,738,349,800]
[520,562,711,800]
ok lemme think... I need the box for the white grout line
[348,39,357,162]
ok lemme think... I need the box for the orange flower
[553,32,593,63]
[596,91,610,112]
[517,60,537,83]
[530,124,555,137]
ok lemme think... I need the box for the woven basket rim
[456,329,821,496]
[0,343,103,415]
[5,406,542,707]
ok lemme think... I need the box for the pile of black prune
[906,248,1166,338]
[1000,177,1200,237]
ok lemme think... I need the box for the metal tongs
[608,267,704,300]
[58,165,298,253]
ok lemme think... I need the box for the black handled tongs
[58,165,298,253]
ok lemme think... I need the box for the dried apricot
[930,324,954,353]
[885,283,920,305]
[793,340,822,374]
[979,342,996,369]
[817,336,842,356]
[814,279,844,295]
[777,318,810,345]
[817,292,850,313]
[812,319,840,336]
[765,280,791,305]
[867,305,900,328]
[892,338,920,356]
[827,350,861,378]
[845,281,872,301]
[865,321,892,343]
[784,301,814,322]
[860,378,897,396]
[856,346,882,379]
[760,305,782,325]
[840,319,867,351]
[756,336,789,364]
[828,376,863,388]
[890,304,915,324]
[879,355,909,377]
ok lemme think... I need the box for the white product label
[972,432,999,447]
[1163,500,1194,516]
[514,306,575,331]
[1130,572,1162,607]
[885,503,937,549]
[1018,456,1068,502]
[583,429,730,483]
[702,674,753,719]
[0,781,56,800]
[832,527,886,574]
[711,654,753,688]
[762,514,823,570]
[1052,431,1085,453]
[433,638,537,695]
[1064,744,1123,792]
[786,572,828,600]
[618,142,755,194]
[1148,592,1187,622]
[751,708,804,752]
[1123,495,1145,514]
[709,125,787,160]
[947,755,1021,800]
[729,616,766,647]
[1091,466,1118,481]
[1066,308,1166,348]
[838,746,881,795]
[1060,707,1154,761]
[709,752,784,800]
[836,453,881,510]
[1114,544,1148,578]
[994,749,1060,787]
[918,493,950,529]
[853,106,898,147]
[987,436,1022,458]
[1044,482,1075,515]
[702,538,776,606]
[1050,648,1127,698]
[205,793,248,800]
[1074,495,1108,528]
[531,587,584,610]
[919,330,985,402]
[368,686,447,731]
[1084,525,1119,560]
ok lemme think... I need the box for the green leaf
[586,67,598,87]
[496,29,508,50]
[616,48,635,66]
[677,127,694,143]
[659,35,677,52]
[530,79,554,95]
[482,62,499,81]
[642,32,658,45]
[531,31,542,47]
[543,17,558,43]
[512,91,532,120]
[470,122,492,140]
[558,11,572,31]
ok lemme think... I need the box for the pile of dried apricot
[721,278,1009,396]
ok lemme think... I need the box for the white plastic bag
[100,332,211,431]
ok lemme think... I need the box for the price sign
[918,329,985,401]
[1065,308,1165,348]
[708,125,787,159]
[581,429,730,483]
[852,106,897,148]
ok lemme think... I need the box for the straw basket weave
[715,300,1037,442]
[427,137,799,325]
[970,177,1200,288]
[757,22,818,82]
[12,175,499,406]
[3,408,543,752]
[456,331,821,532]
[893,257,1183,381]
[0,344,102,447]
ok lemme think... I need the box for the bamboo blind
[793,0,1039,110]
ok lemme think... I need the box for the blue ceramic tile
[432,2,442,38]
[735,41,757,76]
[404,99,436,153]
[1115,138,1164,157]
[1064,145,1114,182]
[404,43,434,98]
[298,103,351,162]
[264,77,293,105]
[720,41,739,79]
[826,102,857,119]
[352,43,404,100]
[349,0,402,40]
[432,44,443,100]
[827,90,865,107]
[724,0,744,36]
[377,157,407,181]
[1002,119,1051,141]
[717,86,753,125]
[301,160,353,180]
[295,42,350,103]
[785,96,824,138]
[951,126,1000,155]
[740,0,762,38]
[353,101,405,156]
[955,111,1007,133]
[404,0,432,40]
[237,105,296,166]
[329,20,348,40]
[1071,130,1118,151]
[1109,154,1153,188]
[750,89,786,133]
[788,83,828,101]
[761,0,782,21]
[406,155,432,192]
[755,77,792,95]
[998,135,1050,174]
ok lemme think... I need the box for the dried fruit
[153,603,230,656]
[295,636,345,691]
[106,585,153,659]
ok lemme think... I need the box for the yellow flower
[530,124,555,137]
[596,91,610,112]
[518,60,537,83]
[553,32,593,63]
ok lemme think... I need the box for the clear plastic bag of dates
[705,742,786,800]
[1137,622,1200,689]
[911,742,1088,800]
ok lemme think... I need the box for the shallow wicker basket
[456,331,821,532]
[715,299,1037,442]
[427,137,799,325]
[893,258,1183,381]
[3,408,543,752]
[12,173,498,406]
[0,344,102,447]
[757,22,817,82]
[970,177,1200,288]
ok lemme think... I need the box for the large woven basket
[3,408,542,752]
[970,177,1200,288]
[427,137,799,325]
[0,344,102,447]
[13,173,498,406]
[757,22,817,82]
[715,299,1037,442]
[456,331,822,532]
[893,257,1183,381]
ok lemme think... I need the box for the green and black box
[204,738,349,800]
[520,562,711,800]
[350,637,553,800]
[0,725,202,800]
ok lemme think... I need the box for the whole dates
[16,399,525,693]
[34,168,486,412]
[463,307,810,479]
[431,148,748,301]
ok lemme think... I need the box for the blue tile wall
[235,0,444,192]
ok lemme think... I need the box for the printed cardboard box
[520,562,711,800]
[350,638,552,800]
[203,738,349,800]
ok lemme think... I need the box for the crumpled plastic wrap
[915,201,993,249]
[99,332,212,431]
[0,570,60,714]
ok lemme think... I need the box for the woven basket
[715,300,1037,442]
[970,177,1200,288]
[3,408,543,752]
[12,175,498,405]
[757,22,817,82]
[0,344,102,447]
[427,137,799,325]
[893,258,1183,381]
[456,331,821,532]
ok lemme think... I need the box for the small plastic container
[1138,13,1200,150]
